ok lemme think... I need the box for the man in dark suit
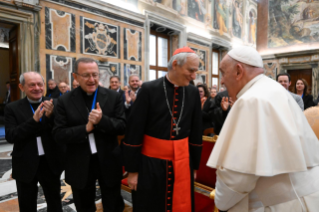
[124,74,140,118]
[109,76,125,103]
[4,81,10,104]
[212,90,235,135]
[46,79,60,98]
[5,72,64,212]
[53,57,125,212]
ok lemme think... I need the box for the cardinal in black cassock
[123,47,203,212]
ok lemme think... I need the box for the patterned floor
[0,144,133,212]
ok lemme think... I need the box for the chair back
[304,106,319,140]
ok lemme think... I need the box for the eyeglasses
[75,72,100,79]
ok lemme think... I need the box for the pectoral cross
[174,124,181,135]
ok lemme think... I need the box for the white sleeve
[215,167,260,211]
[124,101,131,109]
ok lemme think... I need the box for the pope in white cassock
[207,46,319,212]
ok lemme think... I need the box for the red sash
[141,135,192,212]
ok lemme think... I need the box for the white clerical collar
[236,74,264,99]
[166,74,179,87]
[27,97,42,103]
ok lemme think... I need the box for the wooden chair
[194,128,219,212]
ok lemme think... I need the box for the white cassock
[207,74,319,212]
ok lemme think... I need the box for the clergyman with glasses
[53,57,126,212]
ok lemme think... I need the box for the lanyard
[48,94,51,97]
[90,88,98,112]
[30,103,42,122]
[302,93,304,98]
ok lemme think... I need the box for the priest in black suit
[45,79,60,98]
[53,58,125,212]
[5,72,64,212]
[123,47,202,212]
[109,76,125,103]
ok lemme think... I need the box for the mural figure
[248,10,257,44]
[173,0,187,15]
[188,0,207,22]
[232,0,243,38]
[82,17,118,58]
[268,0,319,48]
[214,0,230,35]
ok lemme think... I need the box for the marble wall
[45,7,76,52]
[39,0,145,88]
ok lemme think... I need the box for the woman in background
[294,78,315,110]
[197,84,214,132]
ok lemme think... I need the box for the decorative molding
[279,58,288,64]
[13,0,42,11]
[212,35,232,50]
[187,32,212,47]
[44,0,145,27]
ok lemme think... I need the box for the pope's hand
[127,172,138,191]
[88,102,102,125]
[33,103,44,122]
[43,99,54,118]
[221,97,230,111]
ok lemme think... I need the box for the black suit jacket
[53,86,126,189]
[212,91,230,135]
[303,94,315,110]
[4,97,64,183]
[202,97,214,132]
[118,89,125,104]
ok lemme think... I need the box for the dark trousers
[16,156,62,212]
[71,154,124,212]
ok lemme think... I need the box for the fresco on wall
[213,0,231,36]
[232,0,244,38]
[124,28,142,61]
[191,47,207,71]
[45,7,75,52]
[98,62,121,88]
[248,9,257,44]
[268,0,319,48]
[188,0,207,22]
[81,17,120,58]
[46,55,75,86]
[124,64,142,86]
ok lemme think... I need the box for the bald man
[5,72,64,212]
[72,79,79,89]
[58,82,68,95]
[207,46,319,211]
[46,79,60,98]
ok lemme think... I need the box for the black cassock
[123,76,202,212]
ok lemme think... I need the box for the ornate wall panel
[40,0,145,91]
[98,61,121,88]
[45,7,75,52]
[45,54,75,86]
[188,41,209,85]
[124,64,142,86]
[81,17,120,58]
[124,28,142,61]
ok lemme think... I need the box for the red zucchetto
[173,46,195,56]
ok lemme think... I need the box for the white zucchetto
[228,46,264,68]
